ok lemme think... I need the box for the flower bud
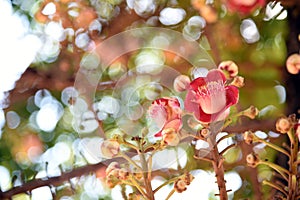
[174,173,194,193]
[162,128,180,146]
[286,53,300,74]
[200,128,210,138]
[231,76,244,88]
[173,75,191,92]
[243,106,259,119]
[106,162,120,176]
[133,171,143,180]
[218,60,239,78]
[118,168,129,180]
[244,131,254,145]
[246,153,259,167]
[174,179,187,193]
[100,140,120,158]
[128,193,145,200]
[276,116,293,134]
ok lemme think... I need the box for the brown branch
[0,162,106,199]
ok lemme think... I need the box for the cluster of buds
[218,61,245,89]
[174,173,194,193]
[246,153,260,167]
[105,162,129,188]
[275,114,296,134]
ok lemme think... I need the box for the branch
[0,162,106,199]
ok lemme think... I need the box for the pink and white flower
[148,97,182,137]
[184,69,239,123]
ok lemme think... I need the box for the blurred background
[0,0,299,199]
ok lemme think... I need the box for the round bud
[243,105,259,119]
[173,75,191,92]
[276,116,292,134]
[286,53,300,74]
[100,140,120,158]
[243,131,254,145]
[246,153,259,167]
[218,60,239,78]
[174,179,187,193]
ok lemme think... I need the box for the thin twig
[165,189,175,200]
[0,162,106,199]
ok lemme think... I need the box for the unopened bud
[218,60,239,78]
[106,162,120,176]
[173,75,191,92]
[200,128,210,138]
[174,179,187,193]
[244,131,254,145]
[100,140,120,158]
[246,153,259,167]
[183,173,194,185]
[118,168,129,180]
[133,171,143,180]
[286,53,300,74]
[276,116,293,134]
[128,193,144,200]
[243,106,259,119]
[162,128,180,146]
[231,76,244,88]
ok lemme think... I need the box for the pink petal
[164,119,182,131]
[190,77,206,91]
[198,89,226,114]
[149,104,167,131]
[206,69,226,83]
[225,85,239,106]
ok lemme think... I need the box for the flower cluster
[148,61,241,146]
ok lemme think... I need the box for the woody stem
[138,142,155,200]
[208,136,228,200]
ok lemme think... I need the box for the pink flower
[225,0,265,15]
[148,97,182,137]
[184,69,239,123]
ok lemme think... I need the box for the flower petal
[225,85,239,106]
[206,69,226,83]
[149,104,167,131]
[189,77,206,91]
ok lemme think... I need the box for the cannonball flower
[184,69,239,123]
[225,0,265,15]
[148,97,182,137]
